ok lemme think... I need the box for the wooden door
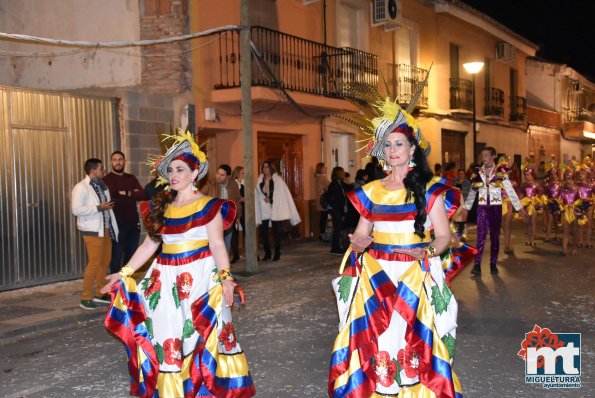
[441,129,466,170]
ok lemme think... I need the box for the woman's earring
[192,183,198,194]
[409,159,416,168]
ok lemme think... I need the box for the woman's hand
[348,232,373,252]
[100,273,122,295]
[391,247,426,260]
[222,279,237,308]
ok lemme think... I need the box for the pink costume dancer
[497,156,516,254]
[575,160,593,248]
[559,165,579,256]
[518,163,544,247]
[463,147,523,275]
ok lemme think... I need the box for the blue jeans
[109,221,140,274]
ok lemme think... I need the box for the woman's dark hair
[145,189,175,241]
[355,169,367,181]
[403,136,433,240]
[315,162,325,174]
[261,160,278,175]
[331,166,345,181]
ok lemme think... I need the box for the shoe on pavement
[93,294,111,304]
[470,266,481,276]
[80,300,98,310]
[490,265,499,275]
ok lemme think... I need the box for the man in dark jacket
[103,151,146,274]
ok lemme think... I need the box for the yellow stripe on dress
[162,239,209,254]
[372,230,431,245]
[165,195,213,218]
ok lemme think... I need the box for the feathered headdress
[334,64,432,164]
[521,161,535,177]
[148,128,208,187]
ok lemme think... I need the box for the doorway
[441,129,466,171]
[257,132,304,224]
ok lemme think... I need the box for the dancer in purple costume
[544,161,562,242]
[519,163,544,247]
[460,147,526,275]
[575,160,593,248]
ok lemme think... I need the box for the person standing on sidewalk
[230,165,245,263]
[460,147,526,275]
[314,162,330,242]
[103,151,146,274]
[201,164,241,256]
[327,166,348,255]
[71,158,118,309]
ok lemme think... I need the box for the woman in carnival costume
[518,162,544,247]
[328,97,466,398]
[559,163,580,256]
[544,161,562,242]
[495,156,517,254]
[101,129,255,398]
[574,158,593,248]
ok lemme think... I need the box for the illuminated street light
[463,61,484,161]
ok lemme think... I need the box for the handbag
[280,219,292,233]
[331,249,362,330]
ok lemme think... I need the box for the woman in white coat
[255,160,301,261]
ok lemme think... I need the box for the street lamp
[463,61,484,162]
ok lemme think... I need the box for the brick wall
[140,0,190,95]
[527,106,562,129]
[123,91,175,183]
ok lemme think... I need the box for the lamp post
[463,61,484,162]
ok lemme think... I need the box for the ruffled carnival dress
[329,180,464,398]
[105,195,255,398]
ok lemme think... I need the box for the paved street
[1,224,593,397]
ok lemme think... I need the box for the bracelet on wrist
[217,268,234,282]
[425,245,438,258]
[119,265,135,277]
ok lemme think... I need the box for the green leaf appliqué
[431,285,447,314]
[337,276,353,303]
[148,289,161,311]
[172,283,181,309]
[154,342,165,364]
[442,333,456,359]
[393,358,402,385]
[182,319,195,340]
[145,318,154,339]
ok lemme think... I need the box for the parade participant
[461,147,526,275]
[575,159,593,248]
[101,129,255,398]
[255,160,301,261]
[328,98,464,398]
[495,156,516,254]
[518,162,544,247]
[544,161,562,242]
[452,168,471,239]
[559,164,579,256]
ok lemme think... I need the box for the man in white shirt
[460,147,526,276]
[71,158,118,309]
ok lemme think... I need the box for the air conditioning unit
[371,0,401,27]
[496,41,516,63]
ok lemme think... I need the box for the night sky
[463,0,594,79]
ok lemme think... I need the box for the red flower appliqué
[176,272,193,300]
[218,322,238,351]
[397,345,428,379]
[163,338,183,368]
[144,268,161,297]
[366,139,377,155]
[518,325,565,368]
[373,351,396,387]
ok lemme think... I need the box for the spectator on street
[314,162,330,242]
[230,165,245,263]
[71,158,118,309]
[103,151,146,274]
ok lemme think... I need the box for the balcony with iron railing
[484,87,504,119]
[214,26,378,100]
[449,78,472,112]
[510,96,527,123]
[389,64,429,108]
[565,107,595,124]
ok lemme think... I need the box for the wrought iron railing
[510,96,527,122]
[565,108,595,123]
[214,26,378,99]
[449,78,472,111]
[484,87,504,118]
[390,64,429,108]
